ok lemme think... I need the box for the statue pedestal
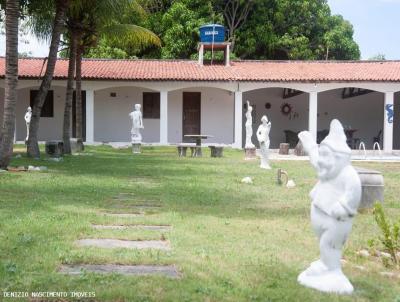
[298,266,353,294]
[70,138,84,153]
[132,143,141,154]
[244,147,257,160]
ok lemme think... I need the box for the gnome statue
[297,119,361,294]
[256,115,271,169]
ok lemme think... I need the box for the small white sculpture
[241,176,253,184]
[297,119,361,294]
[245,100,255,149]
[129,104,144,143]
[256,115,271,169]
[24,106,32,141]
[286,179,296,188]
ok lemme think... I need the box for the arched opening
[318,87,384,150]
[94,86,159,143]
[15,85,67,142]
[243,87,309,148]
[167,87,234,144]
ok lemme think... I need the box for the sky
[0,0,399,60]
[327,0,400,60]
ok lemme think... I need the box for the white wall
[15,86,66,141]
[94,86,160,143]
[243,88,309,148]
[0,88,4,128]
[167,87,234,144]
[318,90,384,149]
[394,91,400,150]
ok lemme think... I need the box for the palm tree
[62,0,161,152]
[0,0,19,169]
[26,0,69,158]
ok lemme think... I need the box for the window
[30,90,54,117]
[143,92,160,119]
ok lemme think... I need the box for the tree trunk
[75,41,83,142]
[0,0,19,169]
[62,31,78,154]
[27,0,69,158]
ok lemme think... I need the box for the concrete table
[184,134,213,157]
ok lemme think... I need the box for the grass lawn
[0,145,399,302]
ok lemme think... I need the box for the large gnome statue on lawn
[297,119,361,294]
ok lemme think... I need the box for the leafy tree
[323,15,360,60]
[62,0,160,152]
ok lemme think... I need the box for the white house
[0,58,399,152]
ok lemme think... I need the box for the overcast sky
[0,0,399,60]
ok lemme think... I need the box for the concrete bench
[355,167,384,210]
[208,145,223,157]
[177,145,189,157]
[45,141,64,157]
[190,146,202,157]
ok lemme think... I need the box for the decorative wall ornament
[385,104,394,124]
[281,103,292,116]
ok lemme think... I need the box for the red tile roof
[1,57,400,82]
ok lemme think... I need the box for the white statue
[129,104,144,143]
[245,100,255,148]
[24,106,32,141]
[297,119,361,294]
[256,115,271,169]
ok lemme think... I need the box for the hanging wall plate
[281,103,292,116]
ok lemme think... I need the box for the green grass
[0,145,399,302]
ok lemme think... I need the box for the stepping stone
[101,213,143,218]
[76,239,171,250]
[92,224,171,231]
[59,264,179,278]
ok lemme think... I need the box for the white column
[233,91,243,149]
[85,90,94,144]
[308,91,318,142]
[198,44,204,66]
[160,90,168,145]
[383,91,394,153]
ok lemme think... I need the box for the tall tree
[62,30,77,154]
[216,0,253,51]
[0,0,19,169]
[62,0,160,150]
[27,0,69,158]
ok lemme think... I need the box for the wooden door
[182,92,201,141]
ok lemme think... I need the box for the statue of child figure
[24,106,32,142]
[245,100,255,149]
[129,104,144,143]
[297,119,361,294]
[256,115,271,169]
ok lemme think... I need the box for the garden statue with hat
[297,119,361,294]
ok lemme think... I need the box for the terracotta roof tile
[1,57,400,82]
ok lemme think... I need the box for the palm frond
[101,24,161,49]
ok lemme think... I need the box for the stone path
[101,213,143,218]
[63,191,180,279]
[59,264,179,278]
[76,239,171,250]
[92,224,171,231]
